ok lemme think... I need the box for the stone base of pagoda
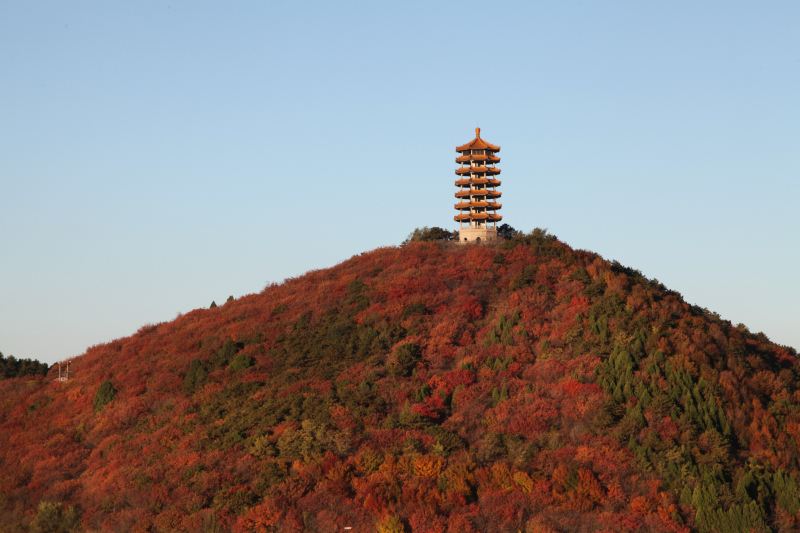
[458,227,498,245]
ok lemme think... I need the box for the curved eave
[454,213,503,222]
[455,166,501,176]
[456,128,501,152]
[454,201,503,210]
[455,190,502,199]
[455,178,501,187]
[455,154,501,164]
[455,139,501,152]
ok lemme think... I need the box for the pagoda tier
[454,128,502,244]
[454,189,501,199]
[455,177,502,187]
[455,201,503,210]
[456,131,500,152]
[455,166,501,176]
[456,153,501,164]
[454,213,503,222]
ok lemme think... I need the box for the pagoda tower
[454,128,502,243]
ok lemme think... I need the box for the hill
[1,230,799,533]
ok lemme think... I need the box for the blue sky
[1,1,798,364]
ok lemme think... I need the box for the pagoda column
[454,128,502,244]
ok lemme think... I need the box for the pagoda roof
[456,128,500,152]
[456,153,500,164]
[455,177,502,187]
[455,201,502,210]
[454,213,503,222]
[455,166,501,176]
[455,189,502,198]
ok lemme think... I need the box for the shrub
[402,227,457,244]
[389,343,422,377]
[230,352,253,371]
[376,515,406,533]
[402,302,430,318]
[216,339,239,366]
[510,265,538,290]
[29,501,80,533]
[497,223,520,240]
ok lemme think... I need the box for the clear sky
[1,1,798,365]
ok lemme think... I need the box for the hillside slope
[2,231,799,533]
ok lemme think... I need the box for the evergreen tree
[93,380,117,412]
[183,358,207,394]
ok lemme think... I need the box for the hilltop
[1,230,799,533]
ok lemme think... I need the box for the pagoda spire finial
[475,127,481,138]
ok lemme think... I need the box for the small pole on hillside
[56,360,73,383]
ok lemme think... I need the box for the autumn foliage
[1,229,799,533]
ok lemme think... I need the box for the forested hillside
[1,230,799,533]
